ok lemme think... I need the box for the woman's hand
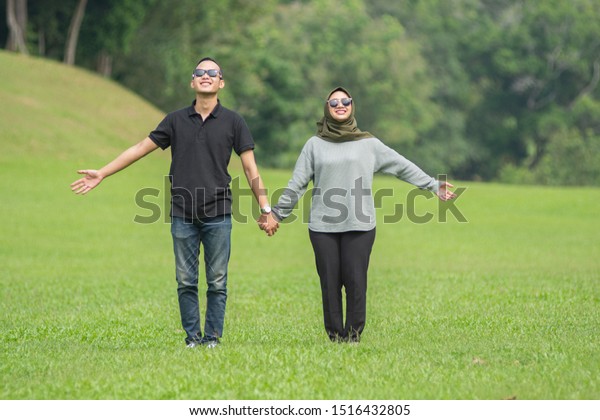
[436,181,457,201]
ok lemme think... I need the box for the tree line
[2,0,599,185]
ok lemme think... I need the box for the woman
[261,87,456,343]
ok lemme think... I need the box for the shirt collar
[188,99,222,118]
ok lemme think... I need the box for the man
[71,57,274,348]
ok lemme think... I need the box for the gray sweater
[272,136,440,232]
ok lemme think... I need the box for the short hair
[196,57,222,78]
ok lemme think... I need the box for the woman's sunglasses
[327,98,352,108]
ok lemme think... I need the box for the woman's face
[327,90,352,122]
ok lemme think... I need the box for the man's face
[327,90,352,122]
[191,60,224,94]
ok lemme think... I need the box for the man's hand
[70,169,104,195]
[258,213,279,236]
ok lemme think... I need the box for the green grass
[1,51,599,400]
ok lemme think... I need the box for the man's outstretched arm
[70,137,159,195]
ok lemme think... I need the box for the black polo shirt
[149,100,255,220]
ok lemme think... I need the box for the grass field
[1,51,599,400]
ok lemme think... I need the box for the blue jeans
[171,215,232,343]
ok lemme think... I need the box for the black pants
[309,229,376,341]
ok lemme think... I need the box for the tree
[11,0,596,184]
[365,0,480,177]
[461,0,600,181]
[224,0,438,167]
[77,0,154,76]
[5,0,28,54]
[113,0,276,112]
[366,0,600,184]
[63,0,86,65]
[27,0,76,59]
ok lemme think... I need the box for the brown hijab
[316,87,373,142]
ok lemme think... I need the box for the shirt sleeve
[233,115,255,155]
[148,113,173,150]
[272,141,314,221]
[373,139,439,193]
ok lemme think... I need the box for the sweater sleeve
[272,142,314,221]
[373,139,440,193]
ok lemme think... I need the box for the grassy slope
[0,51,599,400]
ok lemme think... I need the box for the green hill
[0,50,165,161]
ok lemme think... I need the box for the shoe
[329,333,346,343]
[185,334,202,348]
[200,336,220,348]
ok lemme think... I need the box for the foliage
[26,0,77,58]
[111,0,276,113]
[459,0,600,183]
[366,0,600,183]
[1,0,600,185]
[224,0,439,167]
[0,0,153,73]
[77,0,154,72]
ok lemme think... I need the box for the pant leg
[199,214,232,339]
[171,216,202,343]
[340,229,376,341]
[309,230,344,341]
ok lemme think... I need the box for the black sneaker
[185,334,202,348]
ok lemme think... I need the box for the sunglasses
[193,69,221,78]
[327,98,352,108]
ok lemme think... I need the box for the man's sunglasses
[193,69,221,78]
[327,98,352,107]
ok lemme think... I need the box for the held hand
[436,181,457,201]
[257,213,279,236]
[70,169,104,195]
[257,214,271,235]
[260,213,279,236]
